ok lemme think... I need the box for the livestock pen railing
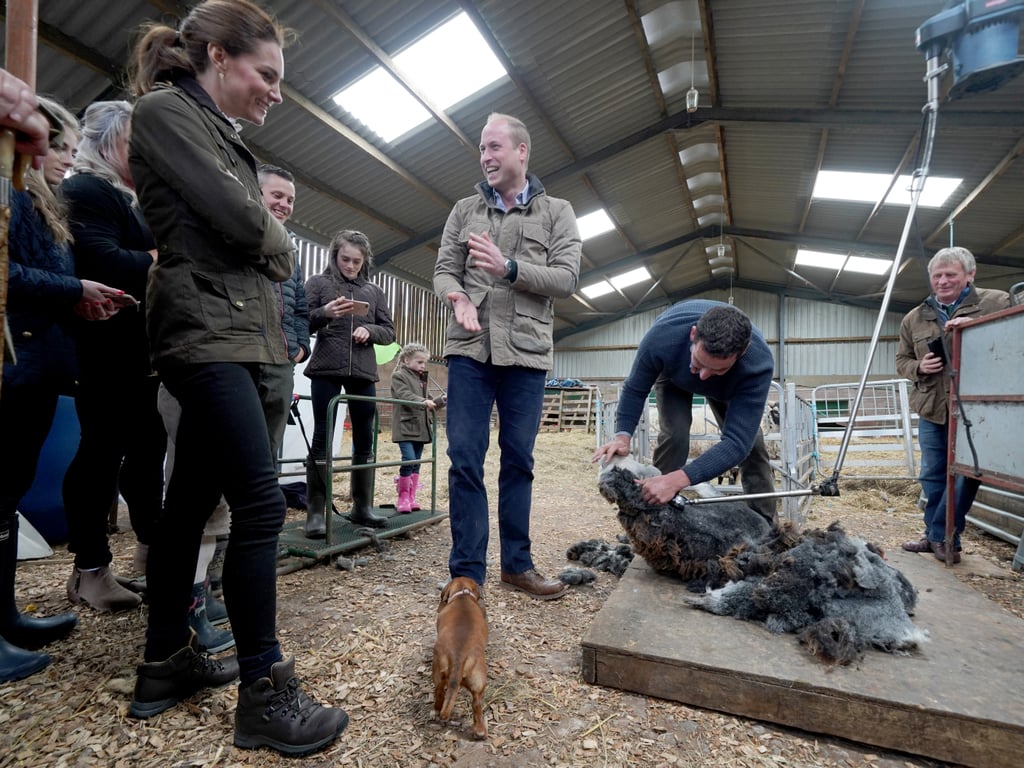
[811,379,918,480]
[277,392,442,563]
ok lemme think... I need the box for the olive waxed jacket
[895,285,1010,424]
[390,364,444,444]
[433,173,581,372]
[129,78,294,371]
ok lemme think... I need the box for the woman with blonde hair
[126,0,347,755]
[61,100,166,615]
[0,98,124,683]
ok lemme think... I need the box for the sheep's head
[597,456,662,517]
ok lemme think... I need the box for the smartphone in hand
[108,293,139,308]
[348,300,370,317]
[926,337,947,364]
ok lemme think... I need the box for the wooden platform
[582,550,1024,768]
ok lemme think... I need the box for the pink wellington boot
[409,472,421,511]
[395,475,414,513]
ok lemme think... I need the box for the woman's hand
[75,279,121,321]
[324,297,362,319]
[352,325,369,343]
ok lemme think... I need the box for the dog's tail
[439,674,461,720]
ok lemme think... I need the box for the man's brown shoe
[901,538,932,553]
[499,569,568,601]
[930,541,962,564]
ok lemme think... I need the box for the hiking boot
[67,566,142,613]
[129,631,239,718]
[234,657,348,756]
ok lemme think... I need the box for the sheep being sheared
[597,457,929,664]
[597,456,772,591]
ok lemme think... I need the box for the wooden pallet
[540,387,596,432]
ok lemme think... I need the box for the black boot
[304,458,327,539]
[1,517,77,651]
[234,656,348,755]
[130,629,239,718]
[347,462,387,528]
[0,635,51,682]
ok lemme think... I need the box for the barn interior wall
[553,287,908,389]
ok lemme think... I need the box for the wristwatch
[503,258,513,278]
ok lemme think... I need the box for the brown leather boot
[499,569,568,600]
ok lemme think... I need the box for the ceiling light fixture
[686,30,699,113]
[717,205,727,259]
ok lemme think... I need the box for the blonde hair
[25,96,79,244]
[486,112,531,164]
[73,100,137,203]
[399,342,430,365]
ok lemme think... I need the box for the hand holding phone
[926,337,947,365]
[327,298,370,318]
[105,292,139,308]
[347,300,370,317]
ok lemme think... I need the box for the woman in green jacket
[126,0,347,756]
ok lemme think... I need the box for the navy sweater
[615,299,775,484]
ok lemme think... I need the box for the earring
[219,70,225,80]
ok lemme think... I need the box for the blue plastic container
[17,395,80,545]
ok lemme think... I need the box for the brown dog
[432,576,488,739]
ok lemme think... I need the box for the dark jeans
[398,441,424,476]
[0,384,59,527]
[145,362,284,672]
[445,356,545,584]
[309,375,376,463]
[652,375,776,521]
[918,416,979,546]
[63,374,166,568]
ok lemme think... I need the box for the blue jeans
[146,363,284,677]
[918,416,980,545]
[398,441,424,476]
[445,356,545,584]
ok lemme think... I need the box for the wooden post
[1,0,40,400]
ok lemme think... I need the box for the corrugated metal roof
[12,0,1024,343]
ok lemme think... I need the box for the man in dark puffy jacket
[257,164,310,464]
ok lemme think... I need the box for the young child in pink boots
[390,343,444,513]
